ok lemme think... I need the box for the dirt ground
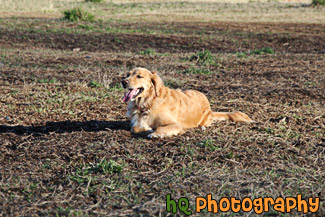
[0,7,324,217]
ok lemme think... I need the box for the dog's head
[121,68,163,103]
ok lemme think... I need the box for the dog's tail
[213,111,253,123]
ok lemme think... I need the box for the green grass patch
[63,8,95,22]
[83,159,123,175]
[312,0,325,5]
[86,0,104,2]
[78,24,94,30]
[189,49,215,65]
[88,80,101,88]
[250,47,274,55]
[56,207,71,217]
[70,159,123,185]
[137,48,156,56]
[197,138,220,151]
[37,77,57,84]
[236,52,247,58]
[137,48,168,56]
[164,78,180,88]
[184,66,213,75]
[236,47,274,58]
[109,84,124,92]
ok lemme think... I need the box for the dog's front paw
[148,132,164,139]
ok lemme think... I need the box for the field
[0,0,324,216]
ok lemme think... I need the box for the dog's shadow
[0,120,130,136]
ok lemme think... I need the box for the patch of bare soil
[0,22,324,54]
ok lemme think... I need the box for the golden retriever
[121,68,252,138]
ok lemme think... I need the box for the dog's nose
[121,79,129,88]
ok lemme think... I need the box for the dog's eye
[137,75,142,78]
[127,73,130,77]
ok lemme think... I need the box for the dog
[121,68,252,138]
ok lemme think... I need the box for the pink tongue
[122,89,138,103]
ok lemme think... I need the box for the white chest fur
[127,102,152,131]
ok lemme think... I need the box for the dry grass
[0,0,324,23]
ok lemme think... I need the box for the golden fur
[121,68,252,138]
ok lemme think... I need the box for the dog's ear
[151,71,164,96]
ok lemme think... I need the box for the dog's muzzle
[121,79,129,88]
